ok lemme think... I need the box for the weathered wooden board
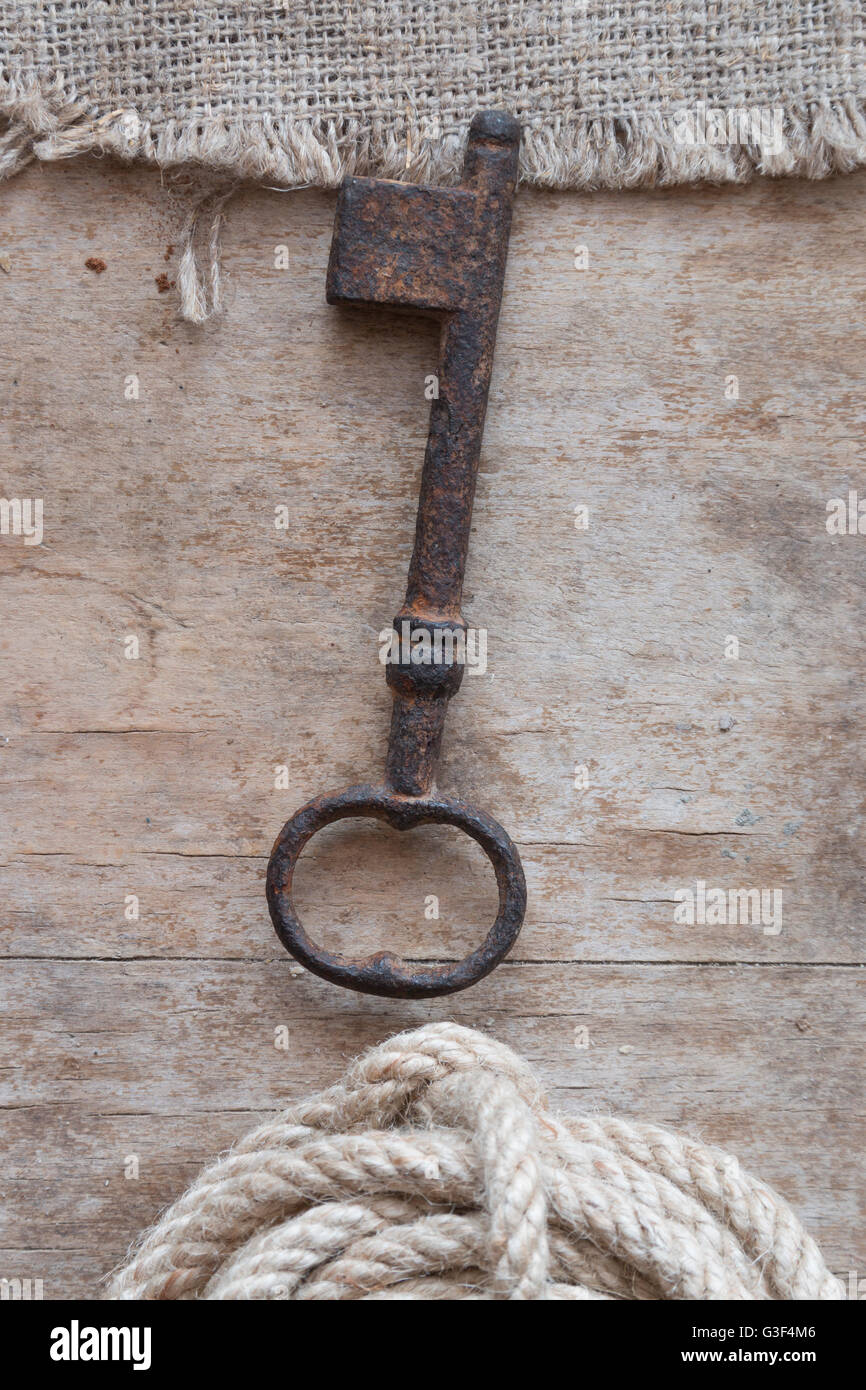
[0,155,864,1299]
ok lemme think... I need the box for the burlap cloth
[2,2,863,318]
[2,1,865,190]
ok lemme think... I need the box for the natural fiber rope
[109,1022,843,1301]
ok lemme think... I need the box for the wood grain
[0,156,863,1298]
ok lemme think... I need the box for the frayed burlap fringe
[4,82,866,192]
[108,1022,843,1301]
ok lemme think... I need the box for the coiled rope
[110,1022,842,1300]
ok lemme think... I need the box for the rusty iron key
[267,111,525,998]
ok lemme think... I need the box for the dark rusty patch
[267,111,524,998]
[84,256,106,273]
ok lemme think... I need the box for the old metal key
[267,111,525,998]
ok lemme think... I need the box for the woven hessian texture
[1,2,865,190]
[109,1023,843,1300]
